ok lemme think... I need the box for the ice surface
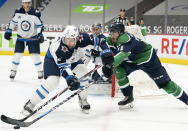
[0,56,188,131]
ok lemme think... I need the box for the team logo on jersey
[61,46,69,52]
[78,35,84,42]
[21,20,31,32]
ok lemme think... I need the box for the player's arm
[57,62,80,91]
[76,33,94,64]
[34,9,44,43]
[4,9,19,40]
[113,33,135,67]
[90,35,110,58]
[113,51,130,67]
[78,33,93,47]
[48,42,80,91]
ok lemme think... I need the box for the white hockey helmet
[22,0,32,3]
[62,25,79,48]
[63,25,79,39]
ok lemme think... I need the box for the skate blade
[81,109,90,114]
[119,103,134,110]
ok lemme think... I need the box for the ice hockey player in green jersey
[100,22,188,109]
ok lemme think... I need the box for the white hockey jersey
[8,7,43,38]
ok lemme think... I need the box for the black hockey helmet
[108,22,125,34]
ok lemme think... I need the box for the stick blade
[1,115,8,122]
[1,114,20,125]
[1,114,30,127]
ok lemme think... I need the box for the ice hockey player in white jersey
[4,0,44,80]
[21,25,110,115]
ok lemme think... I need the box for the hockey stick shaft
[20,64,101,121]
[14,82,94,127]
[0,65,101,126]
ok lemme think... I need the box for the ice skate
[21,100,35,116]
[38,71,43,80]
[10,70,17,81]
[118,94,134,110]
[78,95,90,114]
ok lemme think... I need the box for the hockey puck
[14,126,20,129]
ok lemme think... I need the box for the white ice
[0,55,188,131]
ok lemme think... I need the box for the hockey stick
[1,65,101,126]
[1,81,95,128]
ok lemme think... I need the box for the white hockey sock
[79,89,88,100]
[73,64,89,100]
[30,54,43,72]
[30,76,60,105]
[11,53,23,71]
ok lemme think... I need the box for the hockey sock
[30,76,60,105]
[92,71,101,81]
[178,91,188,105]
[162,81,188,105]
[31,54,43,72]
[11,53,23,71]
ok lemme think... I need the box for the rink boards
[0,31,188,65]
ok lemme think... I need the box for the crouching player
[22,25,94,114]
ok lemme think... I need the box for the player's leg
[27,40,43,79]
[72,63,90,113]
[22,76,60,115]
[142,50,188,105]
[10,40,25,80]
[22,56,61,115]
[114,65,136,109]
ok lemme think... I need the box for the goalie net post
[111,75,116,97]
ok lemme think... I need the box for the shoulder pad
[117,34,131,46]
[81,32,90,38]
[15,8,24,13]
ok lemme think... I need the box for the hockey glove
[4,29,12,40]
[38,33,44,43]
[66,75,80,91]
[102,65,113,78]
[100,49,114,66]
[91,49,100,57]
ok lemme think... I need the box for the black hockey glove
[66,75,80,91]
[91,49,100,57]
[102,65,113,79]
[4,29,12,40]
[38,33,44,43]
[100,49,114,66]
